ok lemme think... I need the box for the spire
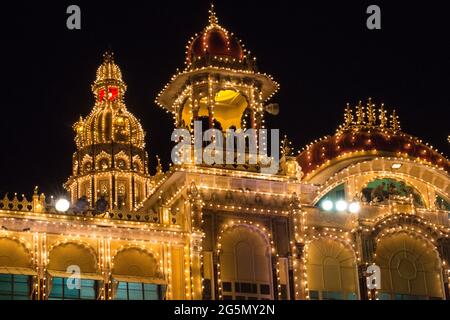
[208,3,219,25]
[390,109,401,133]
[366,97,376,126]
[344,103,354,128]
[379,103,388,128]
[355,101,365,125]
[337,98,402,135]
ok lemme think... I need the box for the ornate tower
[156,5,279,166]
[65,52,151,211]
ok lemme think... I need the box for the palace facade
[0,6,449,300]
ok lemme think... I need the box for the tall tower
[65,52,151,211]
[156,5,279,167]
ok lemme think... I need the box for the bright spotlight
[321,200,334,211]
[335,200,348,212]
[348,201,361,214]
[55,198,70,212]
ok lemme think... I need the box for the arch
[0,237,33,269]
[81,154,93,173]
[132,155,143,172]
[375,232,444,300]
[312,158,449,206]
[111,247,162,279]
[305,238,359,300]
[47,242,98,274]
[218,224,273,299]
[181,89,250,130]
[371,213,444,242]
[96,151,112,170]
[114,151,130,170]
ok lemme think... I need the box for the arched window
[316,184,345,212]
[117,159,126,170]
[362,178,425,207]
[111,248,165,300]
[0,238,34,300]
[219,226,272,300]
[99,159,109,170]
[47,243,100,300]
[435,194,450,211]
[375,233,444,300]
[83,161,92,173]
[306,239,359,300]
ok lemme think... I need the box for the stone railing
[0,192,161,223]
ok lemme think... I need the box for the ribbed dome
[73,52,145,149]
[75,105,145,149]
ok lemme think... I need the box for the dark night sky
[0,1,448,197]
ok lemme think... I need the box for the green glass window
[316,183,345,211]
[0,274,31,300]
[362,178,425,207]
[435,194,450,211]
[115,282,161,300]
[49,277,98,300]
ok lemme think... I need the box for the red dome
[297,129,450,176]
[188,26,244,63]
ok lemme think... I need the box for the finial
[344,103,354,128]
[103,51,115,64]
[281,135,293,156]
[366,98,376,126]
[208,3,219,25]
[390,109,401,133]
[356,101,365,126]
[156,155,163,175]
[379,103,388,128]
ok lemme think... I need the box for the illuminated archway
[0,237,33,270]
[219,225,273,300]
[305,238,359,300]
[48,242,98,274]
[111,247,165,300]
[181,89,249,130]
[375,232,444,300]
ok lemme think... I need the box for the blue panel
[128,289,144,300]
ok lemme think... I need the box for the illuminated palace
[0,6,449,300]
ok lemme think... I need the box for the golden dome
[75,105,145,149]
[74,52,145,149]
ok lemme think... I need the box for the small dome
[188,27,244,62]
[186,5,247,67]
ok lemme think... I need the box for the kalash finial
[208,3,219,25]
[103,51,115,64]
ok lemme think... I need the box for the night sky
[0,1,448,197]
